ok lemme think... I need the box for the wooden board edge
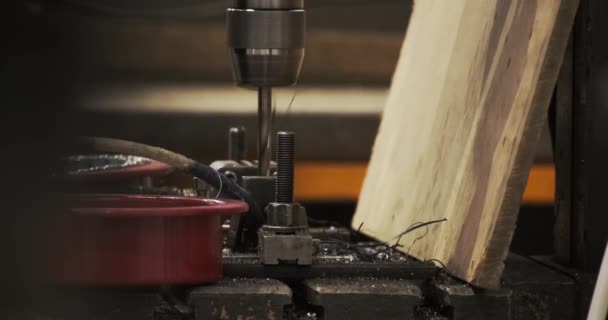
[472,0,580,288]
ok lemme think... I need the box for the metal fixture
[257,88,272,176]
[228,126,247,161]
[206,128,278,249]
[223,0,310,262]
[258,131,313,265]
[226,0,305,87]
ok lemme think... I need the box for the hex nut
[265,202,308,226]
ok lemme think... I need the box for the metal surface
[266,203,308,226]
[242,176,276,211]
[228,175,276,249]
[229,0,304,9]
[228,127,247,161]
[530,255,597,319]
[206,129,278,250]
[258,225,314,265]
[276,131,295,203]
[207,160,275,185]
[428,277,511,320]
[302,278,422,320]
[227,11,305,49]
[220,254,570,320]
[13,251,581,319]
[227,0,305,87]
[309,226,352,241]
[223,251,437,279]
[502,254,575,320]
[229,48,305,87]
[188,278,292,320]
[258,87,273,176]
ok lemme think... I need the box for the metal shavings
[283,306,320,320]
[314,218,448,263]
[64,154,150,175]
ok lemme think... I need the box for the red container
[49,194,248,286]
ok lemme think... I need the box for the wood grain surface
[352,0,578,288]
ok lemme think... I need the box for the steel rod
[257,87,272,176]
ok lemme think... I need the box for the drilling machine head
[226,0,306,87]
[227,0,306,177]
[224,1,312,260]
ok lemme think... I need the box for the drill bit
[257,87,272,176]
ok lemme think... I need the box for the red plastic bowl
[48,194,248,286]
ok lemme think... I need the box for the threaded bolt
[275,131,295,203]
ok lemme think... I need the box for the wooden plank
[352,0,578,288]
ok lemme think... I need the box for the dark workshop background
[0,0,606,305]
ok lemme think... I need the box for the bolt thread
[275,131,295,203]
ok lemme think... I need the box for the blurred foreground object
[47,194,248,285]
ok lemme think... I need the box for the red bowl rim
[63,194,249,217]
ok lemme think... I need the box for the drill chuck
[227,0,306,87]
